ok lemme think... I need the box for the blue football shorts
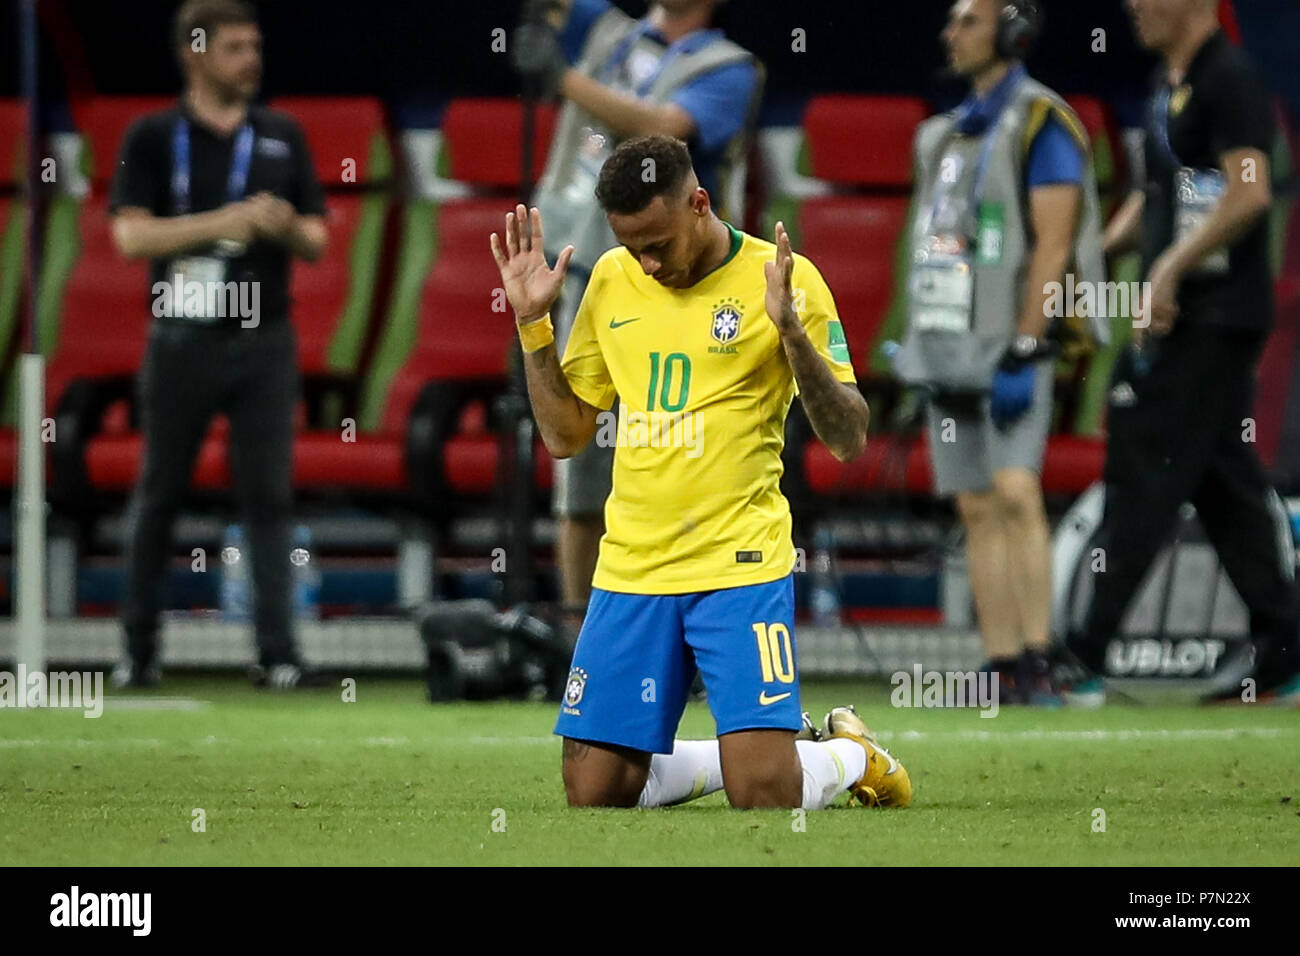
[554,573,803,754]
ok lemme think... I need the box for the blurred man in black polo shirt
[109,0,327,688]
[1067,0,1300,705]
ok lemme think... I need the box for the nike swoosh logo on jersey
[758,691,792,706]
[609,317,641,329]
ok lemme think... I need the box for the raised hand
[763,220,799,335]
[489,204,574,325]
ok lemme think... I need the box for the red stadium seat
[85,423,231,492]
[803,95,927,188]
[802,433,1105,498]
[359,196,558,505]
[441,99,558,188]
[268,96,391,187]
[0,100,29,490]
[803,434,932,496]
[0,427,17,490]
[435,197,513,254]
[1039,436,1108,495]
[799,196,909,373]
[386,200,520,407]
[443,434,554,495]
[291,432,407,492]
[45,200,152,416]
[75,97,173,191]
[84,427,410,494]
[290,194,367,377]
[265,103,396,492]
[0,98,26,183]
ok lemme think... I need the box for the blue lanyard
[171,118,255,215]
[970,125,1002,207]
[600,23,721,98]
[1151,86,1181,167]
[926,113,1006,234]
[928,68,1024,229]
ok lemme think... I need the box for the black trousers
[1069,321,1300,682]
[121,319,300,668]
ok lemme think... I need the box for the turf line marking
[888,728,1295,742]
[103,696,208,712]
[0,738,167,748]
[2,729,1289,751]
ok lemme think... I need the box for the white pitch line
[0,738,167,748]
[102,697,209,712]
[887,727,1296,742]
[0,728,1293,750]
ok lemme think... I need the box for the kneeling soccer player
[489,135,911,809]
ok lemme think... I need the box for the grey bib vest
[534,8,761,273]
[895,76,1108,393]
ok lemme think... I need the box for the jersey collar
[694,221,744,284]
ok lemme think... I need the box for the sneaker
[249,663,328,689]
[1205,671,1300,707]
[111,659,160,689]
[1061,676,1106,709]
[980,659,1023,705]
[822,705,912,808]
[1262,673,1300,707]
[1018,648,1062,708]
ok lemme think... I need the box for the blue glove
[990,362,1036,428]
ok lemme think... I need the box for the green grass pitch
[2,676,1298,866]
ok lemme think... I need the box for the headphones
[995,0,1043,61]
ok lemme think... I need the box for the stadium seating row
[0,93,1294,537]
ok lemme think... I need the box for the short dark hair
[173,0,258,51]
[595,136,695,215]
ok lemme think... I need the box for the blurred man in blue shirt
[513,0,763,628]
[894,0,1108,705]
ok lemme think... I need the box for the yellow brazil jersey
[560,222,857,595]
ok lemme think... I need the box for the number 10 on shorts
[753,622,795,684]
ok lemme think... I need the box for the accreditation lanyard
[927,67,1024,233]
[599,22,722,98]
[923,123,1003,238]
[1151,85,1182,167]
[171,118,255,216]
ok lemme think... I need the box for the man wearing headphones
[895,0,1107,704]
[512,1,763,633]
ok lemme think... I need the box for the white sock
[637,739,725,808]
[637,738,868,809]
[797,738,867,810]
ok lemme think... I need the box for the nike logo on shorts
[758,691,792,706]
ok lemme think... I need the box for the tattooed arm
[765,222,869,462]
[521,342,602,459]
[780,324,870,462]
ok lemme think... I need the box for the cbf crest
[709,298,743,354]
[562,667,588,715]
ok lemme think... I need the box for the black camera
[415,599,574,702]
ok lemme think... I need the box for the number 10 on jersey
[646,352,691,412]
